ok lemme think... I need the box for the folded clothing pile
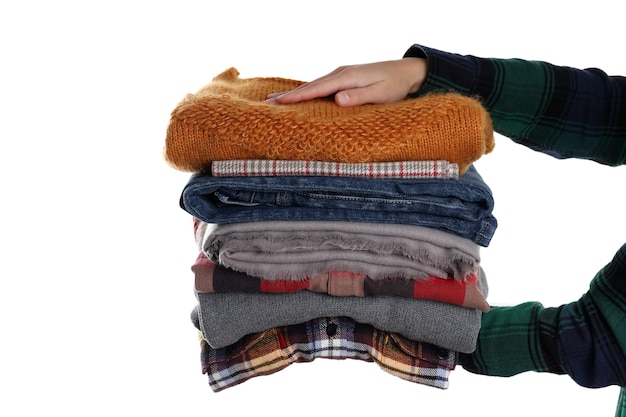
[164,68,497,392]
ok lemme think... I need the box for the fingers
[271,69,356,105]
[264,59,427,107]
[333,83,402,107]
[266,91,287,99]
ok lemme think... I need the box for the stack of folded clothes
[164,68,497,392]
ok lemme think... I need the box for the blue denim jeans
[180,165,497,246]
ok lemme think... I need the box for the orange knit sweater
[164,68,494,173]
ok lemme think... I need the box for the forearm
[460,243,626,388]
[459,302,564,377]
[404,44,626,166]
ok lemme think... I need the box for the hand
[265,58,428,107]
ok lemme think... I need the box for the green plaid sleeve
[404,45,626,167]
[459,302,564,376]
[618,389,626,417]
[461,243,626,389]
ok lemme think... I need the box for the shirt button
[326,322,337,337]
[436,348,449,360]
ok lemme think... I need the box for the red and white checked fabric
[211,159,459,179]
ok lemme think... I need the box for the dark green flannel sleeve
[404,45,626,166]
[617,389,626,417]
[459,243,626,389]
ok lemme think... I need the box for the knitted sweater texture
[164,68,494,173]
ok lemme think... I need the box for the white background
[2,1,625,415]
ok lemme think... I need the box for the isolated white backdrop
[2,1,625,416]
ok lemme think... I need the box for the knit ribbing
[164,68,495,173]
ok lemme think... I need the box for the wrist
[401,57,428,95]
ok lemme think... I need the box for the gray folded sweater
[192,287,484,353]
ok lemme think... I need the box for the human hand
[265,58,428,107]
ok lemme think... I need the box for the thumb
[334,91,353,106]
[334,85,396,107]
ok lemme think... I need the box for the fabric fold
[193,289,483,353]
[163,67,494,174]
[194,316,457,392]
[200,220,481,281]
[181,164,497,247]
[192,251,490,312]
[210,159,459,179]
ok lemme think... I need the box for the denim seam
[296,192,413,205]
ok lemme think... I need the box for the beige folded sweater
[164,68,494,173]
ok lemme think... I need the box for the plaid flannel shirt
[211,159,459,179]
[195,316,456,392]
[192,251,490,312]
[404,44,626,415]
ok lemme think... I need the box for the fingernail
[335,92,349,106]
[265,93,287,104]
